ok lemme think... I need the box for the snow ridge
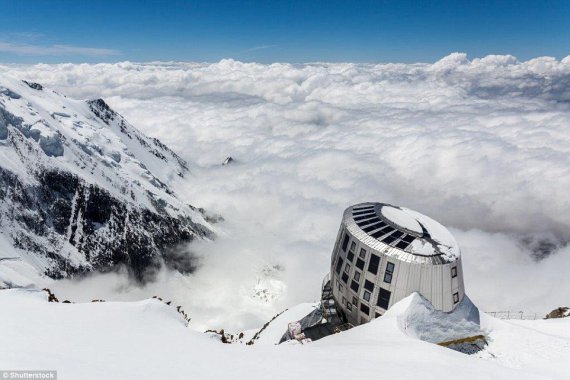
[0,75,213,286]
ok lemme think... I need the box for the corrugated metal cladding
[329,202,465,326]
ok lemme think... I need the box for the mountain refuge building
[329,202,465,326]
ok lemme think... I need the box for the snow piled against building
[1,289,569,380]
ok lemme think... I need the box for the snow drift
[1,289,569,380]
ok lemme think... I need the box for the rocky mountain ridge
[0,76,213,286]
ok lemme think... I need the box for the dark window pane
[357,217,380,227]
[384,273,392,284]
[356,258,365,270]
[335,257,344,275]
[359,248,366,258]
[354,214,376,222]
[354,271,361,282]
[341,234,350,252]
[370,229,386,239]
[362,222,384,232]
[377,288,391,309]
[360,303,370,315]
[402,235,416,243]
[363,291,371,302]
[391,231,404,239]
[347,302,352,311]
[341,272,349,283]
[364,280,374,292]
[352,296,358,305]
[350,280,359,293]
[382,234,397,244]
[353,205,374,212]
[347,251,355,262]
[344,263,350,273]
[386,262,395,273]
[368,254,380,275]
[451,267,457,278]
[453,292,459,303]
[371,227,395,239]
[352,210,376,217]
[395,240,409,250]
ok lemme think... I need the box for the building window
[342,296,346,305]
[375,312,382,318]
[352,296,358,305]
[360,303,370,316]
[335,257,344,275]
[342,234,350,252]
[347,251,355,262]
[347,302,352,311]
[364,280,374,292]
[359,248,366,259]
[363,291,371,302]
[451,266,457,278]
[350,280,359,293]
[341,272,349,283]
[350,241,356,251]
[453,292,459,304]
[377,288,391,310]
[354,271,361,282]
[384,261,395,284]
[368,254,380,275]
[338,282,343,292]
[355,258,365,270]
[344,263,350,273]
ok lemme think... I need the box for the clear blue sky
[0,0,568,63]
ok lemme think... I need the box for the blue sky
[0,0,568,63]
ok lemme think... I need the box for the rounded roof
[343,202,460,264]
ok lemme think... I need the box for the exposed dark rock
[545,307,570,319]
[0,161,211,283]
[42,288,59,302]
[22,81,43,91]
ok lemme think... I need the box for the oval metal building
[330,202,465,326]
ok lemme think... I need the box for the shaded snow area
[1,290,569,380]
[395,293,481,343]
[2,56,570,331]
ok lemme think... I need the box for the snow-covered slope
[1,289,569,380]
[0,76,213,286]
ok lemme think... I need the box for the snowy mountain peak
[0,75,213,286]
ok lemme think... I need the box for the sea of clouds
[2,53,570,331]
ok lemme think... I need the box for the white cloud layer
[2,53,570,331]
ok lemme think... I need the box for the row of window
[351,206,417,251]
[339,231,396,284]
[338,277,392,319]
[338,279,391,319]
[335,228,459,319]
[335,231,396,319]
